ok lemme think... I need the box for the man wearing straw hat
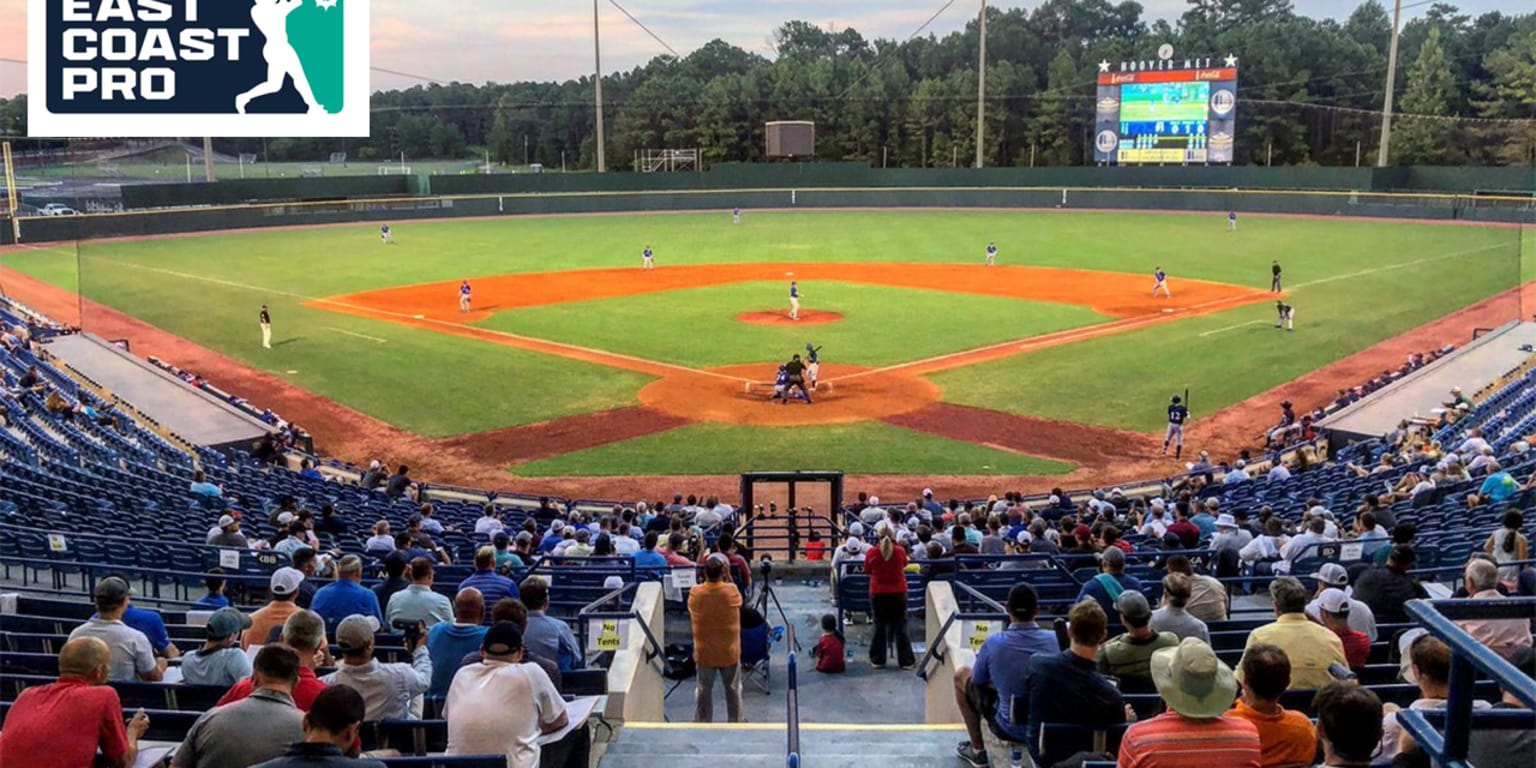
[1117,638,1261,768]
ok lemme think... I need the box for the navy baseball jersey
[806,346,820,364]
[986,244,997,257]
[460,282,471,296]
[1168,404,1188,425]
[1155,269,1167,282]
[790,284,799,298]
[381,225,390,235]
[775,369,788,387]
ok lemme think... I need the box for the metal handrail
[1396,598,1536,768]
[573,583,670,677]
[785,623,800,768]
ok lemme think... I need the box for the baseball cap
[94,576,131,603]
[276,511,296,525]
[493,531,510,547]
[868,496,879,505]
[1318,588,1351,615]
[483,621,524,655]
[922,488,933,497]
[550,519,565,533]
[217,514,236,528]
[206,607,253,639]
[1312,562,1349,587]
[1015,530,1033,545]
[1116,590,1152,622]
[1234,459,1246,469]
[847,521,864,537]
[270,567,305,596]
[336,614,381,652]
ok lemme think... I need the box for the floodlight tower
[1376,0,1403,167]
[593,0,607,172]
[974,0,986,168]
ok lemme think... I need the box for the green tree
[1029,50,1079,166]
[1471,27,1536,164]
[1393,27,1462,164]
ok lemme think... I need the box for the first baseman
[789,281,800,321]
[259,304,272,349]
[1152,267,1171,298]
[459,280,472,313]
[1276,300,1294,331]
[1163,395,1188,458]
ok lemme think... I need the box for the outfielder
[789,281,800,321]
[733,207,741,224]
[259,304,272,350]
[805,343,822,390]
[985,242,998,266]
[642,245,654,270]
[1163,395,1189,458]
[1271,260,1283,292]
[380,224,393,244]
[459,280,472,313]
[1152,267,1172,298]
[1228,211,1237,232]
[1276,300,1294,331]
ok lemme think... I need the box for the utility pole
[974,0,986,169]
[1377,0,1403,167]
[202,137,215,181]
[593,0,606,172]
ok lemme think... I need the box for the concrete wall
[604,581,667,724]
[924,581,973,725]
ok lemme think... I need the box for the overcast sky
[0,0,1525,98]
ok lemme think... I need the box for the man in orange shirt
[1227,644,1317,768]
[243,568,323,652]
[688,553,743,722]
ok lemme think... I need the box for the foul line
[85,257,754,383]
[326,327,387,343]
[1198,319,1268,337]
[1289,243,1513,290]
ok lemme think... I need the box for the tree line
[1,0,1532,168]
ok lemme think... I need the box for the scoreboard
[1093,58,1238,165]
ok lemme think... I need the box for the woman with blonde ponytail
[864,529,914,669]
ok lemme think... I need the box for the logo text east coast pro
[28,0,370,137]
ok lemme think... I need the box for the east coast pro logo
[28,0,370,137]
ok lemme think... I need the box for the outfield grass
[479,281,1109,368]
[2,210,1529,475]
[511,422,1074,476]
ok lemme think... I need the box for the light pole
[593,0,606,172]
[974,0,986,168]
[1376,0,1403,167]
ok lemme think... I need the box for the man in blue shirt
[954,584,1059,767]
[1479,468,1520,502]
[457,547,519,608]
[189,470,222,498]
[1190,499,1219,538]
[633,531,668,572]
[1075,547,1143,620]
[192,569,232,610]
[1023,600,1127,764]
[520,577,582,670]
[309,555,383,631]
[426,588,488,697]
[539,520,566,554]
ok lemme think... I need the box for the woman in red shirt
[864,532,915,669]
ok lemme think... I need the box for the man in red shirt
[1318,589,1369,669]
[1166,504,1202,550]
[219,609,329,711]
[0,636,151,768]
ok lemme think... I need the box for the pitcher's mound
[737,310,843,326]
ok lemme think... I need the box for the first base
[785,272,794,276]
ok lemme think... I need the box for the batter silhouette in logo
[236,0,325,114]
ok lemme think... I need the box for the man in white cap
[243,568,322,652]
[324,614,432,721]
[1223,459,1251,485]
[181,607,254,687]
[1278,516,1334,573]
[1316,588,1369,669]
[920,489,943,518]
[1117,638,1260,768]
[1304,563,1377,641]
[1210,513,1252,555]
[209,514,249,549]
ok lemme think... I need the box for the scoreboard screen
[1093,61,1238,165]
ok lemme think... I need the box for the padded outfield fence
[5,184,1535,244]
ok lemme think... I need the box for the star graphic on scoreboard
[1224,54,1238,67]
[1098,60,1111,72]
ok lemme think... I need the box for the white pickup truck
[37,204,79,216]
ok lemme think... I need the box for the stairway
[598,723,965,768]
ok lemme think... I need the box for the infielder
[1271,260,1283,292]
[1276,300,1294,331]
[459,280,472,313]
[733,207,741,224]
[788,281,800,321]
[1228,211,1237,232]
[805,343,822,390]
[642,245,654,270]
[1152,267,1171,298]
[985,242,998,266]
[1163,395,1189,458]
[259,304,272,349]
[380,224,393,244]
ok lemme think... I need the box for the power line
[607,0,679,58]
[836,0,963,99]
[370,66,451,84]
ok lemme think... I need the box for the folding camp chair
[740,607,772,694]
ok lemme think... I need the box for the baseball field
[0,209,1529,491]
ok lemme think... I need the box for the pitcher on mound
[788,281,801,321]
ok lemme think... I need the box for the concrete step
[599,723,965,768]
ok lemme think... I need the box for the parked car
[37,203,79,216]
